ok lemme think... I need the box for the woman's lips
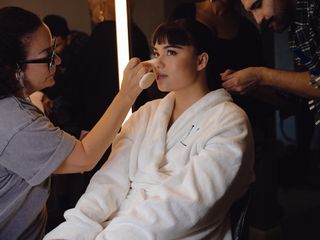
[157,74,167,80]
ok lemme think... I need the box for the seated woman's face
[22,24,61,95]
[152,40,204,93]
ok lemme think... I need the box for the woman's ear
[197,52,209,71]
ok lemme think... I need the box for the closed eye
[250,0,262,10]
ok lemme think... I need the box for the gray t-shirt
[0,96,76,239]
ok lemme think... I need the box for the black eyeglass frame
[19,39,57,71]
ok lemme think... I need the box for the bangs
[151,19,215,58]
[151,22,192,47]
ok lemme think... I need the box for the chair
[230,188,252,240]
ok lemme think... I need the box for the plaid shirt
[288,0,320,75]
[288,0,320,124]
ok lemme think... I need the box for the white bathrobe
[44,89,255,240]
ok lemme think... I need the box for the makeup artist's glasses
[19,39,57,71]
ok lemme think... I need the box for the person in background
[43,14,71,56]
[222,0,320,99]
[84,0,160,126]
[221,0,320,143]
[232,0,320,176]
[41,14,89,137]
[0,6,152,239]
[45,18,254,240]
[220,0,320,235]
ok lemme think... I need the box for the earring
[98,0,106,22]
[15,64,24,88]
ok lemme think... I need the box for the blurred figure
[43,14,71,55]
[84,0,161,119]
[42,14,89,137]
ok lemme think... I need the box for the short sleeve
[1,115,76,186]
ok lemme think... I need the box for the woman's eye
[167,50,177,56]
[152,52,159,58]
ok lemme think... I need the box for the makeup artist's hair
[0,7,42,98]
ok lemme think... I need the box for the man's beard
[273,0,296,32]
[260,0,295,33]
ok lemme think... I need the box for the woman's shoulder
[0,96,47,153]
[128,95,172,126]
[0,96,45,131]
[205,89,249,121]
[133,98,163,116]
[2,96,43,116]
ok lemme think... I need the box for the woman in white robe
[45,19,255,240]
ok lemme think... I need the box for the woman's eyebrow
[164,45,183,49]
[39,40,55,54]
[39,47,51,54]
[152,45,183,50]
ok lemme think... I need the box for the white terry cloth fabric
[44,89,255,240]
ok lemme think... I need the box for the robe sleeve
[43,119,137,240]
[95,108,254,240]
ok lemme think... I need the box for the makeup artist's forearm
[54,92,134,174]
[81,92,133,161]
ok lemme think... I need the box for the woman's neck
[168,82,209,128]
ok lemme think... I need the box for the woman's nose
[154,57,164,69]
[253,11,265,25]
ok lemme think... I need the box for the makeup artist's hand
[120,58,155,104]
[221,67,262,95]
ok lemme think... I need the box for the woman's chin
[46,77,55,87]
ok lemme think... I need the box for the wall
[0,0,91,34]
[132,0,165,43]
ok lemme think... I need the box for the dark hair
[151,19,219,89]
[0,7,42,98]
[43,15,70,38]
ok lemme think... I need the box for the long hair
[151,18,220,89]
[0,7,42,98]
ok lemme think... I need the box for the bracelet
[308,75,320,124]
[308,98,320,125]
[309,74,320,90]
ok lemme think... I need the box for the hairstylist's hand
[221,67,262,95]
[120,57,155,104]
